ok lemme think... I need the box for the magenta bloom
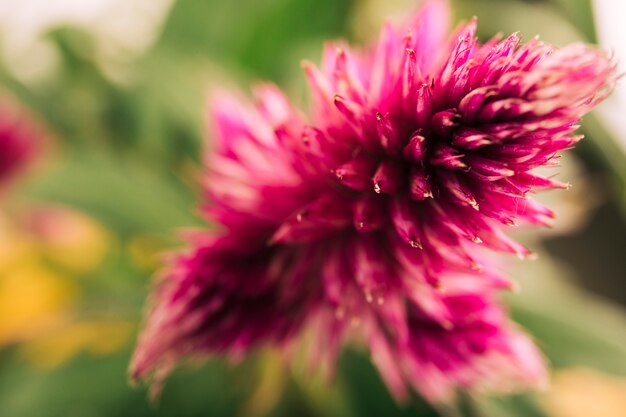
[131,0,616,402]
[0,98,37,189]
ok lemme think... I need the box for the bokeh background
[0,0,625,416]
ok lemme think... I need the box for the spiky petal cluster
[0,98,37,189]
[131,0,616,403]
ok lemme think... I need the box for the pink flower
[131,0,616,403]
[0,98,38,189]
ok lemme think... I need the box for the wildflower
[131,0,616,402]
[0,97,38,189]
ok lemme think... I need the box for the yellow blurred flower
[20,320,133,369]
[21,205,112,274]
[0,204,131,369]
[0,264,76,345]
[540,367,626,417]
[0,214,36,273]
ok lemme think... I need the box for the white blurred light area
[593,0,626,155]
[0,0,174,81]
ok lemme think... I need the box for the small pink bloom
[132,0,616,403]
[0,97,39,190]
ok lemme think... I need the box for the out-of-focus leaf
[0,348,254,417]
[507,253,626,374]
[19,151,200,237]
[549,0,596,41]
[471,394,549,417]
[579,114,626,216]
[156,0,353,82]
[452,0,585,45]
[337,350,441,417]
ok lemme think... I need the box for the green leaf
[19,150,200,238]
[508,253,626,374]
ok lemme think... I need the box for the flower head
[0,97,38,189]
[131,0,616,403]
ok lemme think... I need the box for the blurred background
[0,0,624,416]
